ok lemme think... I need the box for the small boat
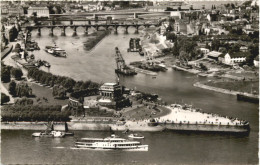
[128,134,144,139]
[42,60,51,67]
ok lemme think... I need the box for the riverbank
[193,81,259,100]
[1,44,13,60]
[83,30,109,51]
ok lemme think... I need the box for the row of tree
[9,81,32,97]
[1,63,23,83]
[1,105,70,122]
[1,93,10,105]
[27,68,100,99]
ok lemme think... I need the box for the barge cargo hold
[128,38,141,52]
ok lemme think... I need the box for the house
[207,14,218,22]
[240,46,248,52]
[200,48,210,54]
[27,7,49,18]
[254,56,259,67]
[206,51,222,61]
[222,52,250,65]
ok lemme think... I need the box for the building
[27,7,49,17]
[206,51,222,61]
[221,52,250,65]
[254,56,259,67]
[99,83,122,99]
[200,48,210,54]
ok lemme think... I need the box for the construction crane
[114,47,137,76]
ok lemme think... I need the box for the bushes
[1,105,70,122]
[11,68,23,80]
[1,93,10,105]
[15,97,34,106]
[1,64,12,83]
[28,68,100,99]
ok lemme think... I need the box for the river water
[1,22,258,164]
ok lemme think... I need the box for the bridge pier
[124,26,128,34]
[61,27,66,36]
[49,28,53,36]
[114,27,118,34]
[72,26,77,36]
[84,27,88,35]
[37,27,41,36]
[134,13,138,19]
[134,26,139,34]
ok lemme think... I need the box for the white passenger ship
[75,135,148,151]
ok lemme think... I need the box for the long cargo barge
[237,93,259,104]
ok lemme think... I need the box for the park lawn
[122,105,171,120]
[29,83,68,105]
[205,80,259,94]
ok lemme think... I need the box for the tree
[9,80,17,96]
[211,38,220,51]
[1,93,10,105]
[1,67,11,83]
[15,97,33,105]
[11,68,23,80]
[16,83,32,97]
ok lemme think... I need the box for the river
[1,21,258,164]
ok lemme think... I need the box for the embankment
[193,82,239,95]
[83,30,109,51]
[1,44,13,60]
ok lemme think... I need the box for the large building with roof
[27,6,49,17]
[221,52,250,65]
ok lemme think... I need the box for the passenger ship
[75,135,148,151]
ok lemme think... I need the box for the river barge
[127,38,141,52]
[237,93,259,104]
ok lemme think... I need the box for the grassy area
[122,105,171,120]
[2,80,68,105]
[83,30,109,51]
[205,80,259,94]
[29,83,68,105]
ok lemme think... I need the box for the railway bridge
[24,23,159,36]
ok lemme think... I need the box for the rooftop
[206,51,222,58]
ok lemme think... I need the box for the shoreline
[193,82,259,98]
[83,30,109,52]
[1,44,13,60]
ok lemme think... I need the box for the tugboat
[32,122,66,138]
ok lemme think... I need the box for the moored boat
[45,45,67,57]
[32,131,66,138]
[128,134,144,139]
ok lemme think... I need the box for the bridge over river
[24,23,160,36]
